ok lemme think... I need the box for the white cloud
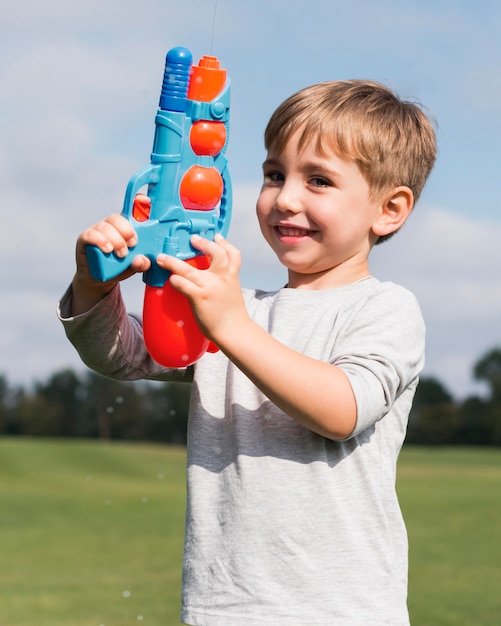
[370,206,501,396]
[372,206,501,322]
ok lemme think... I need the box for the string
[210,0,218,55]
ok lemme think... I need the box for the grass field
[399,447,501,626]
[0,438,186,626]
[1,439,500,625]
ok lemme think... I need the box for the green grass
[398,446,501,626]
[1,440,500,625]
[0,438,186,625]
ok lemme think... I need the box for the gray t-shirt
[58,276,424,625]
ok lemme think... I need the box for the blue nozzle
[159,46,193,112]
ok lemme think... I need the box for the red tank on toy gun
[86,47,231,367]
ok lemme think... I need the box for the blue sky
[1,0,501,398]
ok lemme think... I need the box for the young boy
[58,79,436,625]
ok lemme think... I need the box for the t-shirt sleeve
[332,284,425,437]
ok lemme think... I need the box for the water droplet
[122,590,131,598]
[104,498,112,506]
[137,616,144,622]
[141,497,149,504]
[181,354,189,362]
[176,319,185,327]
[157,473,165,480]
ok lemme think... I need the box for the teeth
[277,226,309,237]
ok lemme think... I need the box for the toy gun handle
[85,47,231,367]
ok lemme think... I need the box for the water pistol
[86,46,231,368]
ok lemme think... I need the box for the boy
[59,79,437,624]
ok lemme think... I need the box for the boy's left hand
[156,234,248,346]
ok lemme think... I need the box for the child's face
[256,130,383,289]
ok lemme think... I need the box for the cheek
[255,193,269,222]
[255,199,275,244]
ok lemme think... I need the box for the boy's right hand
[71,213,151,316]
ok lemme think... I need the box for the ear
[371,186,414,238]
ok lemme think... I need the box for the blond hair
[264,81,437,243]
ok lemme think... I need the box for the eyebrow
[262,156,343,180]
[303,161,341,178]
[262,157,280,170]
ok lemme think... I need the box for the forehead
[267,126,354,165]
[270,120,356,161]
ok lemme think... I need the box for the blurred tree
[16,390,64,436]
[472,347,501,444]
[0,375,11,433]
[455,395,491,446]
[407,376,459,445]
[36,369,84,437]
[474,347,501,400]
[411,376,453,409]
[143,381,191,444]
[80,372,145,440]
[15,369,83,437]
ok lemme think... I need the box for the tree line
[0,370,191,444]
[1,345,501,446]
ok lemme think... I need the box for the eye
[263,170,284,184]
[309,176,331,188]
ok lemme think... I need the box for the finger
[189,235,232,272]
[200,234,242,274]
[189,234,217,255]
[80,217,137,258]
[168,271,200,297]
[104,214,138,249]
[156,253,196,277]
[213,234,241,260]
[130,254,151,273]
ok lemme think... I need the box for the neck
[287,263,371,290]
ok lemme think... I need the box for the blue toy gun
[86,47,231,367]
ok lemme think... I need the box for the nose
[273,181,302,214]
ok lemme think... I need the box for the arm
[216,317,357,440]
[157,235,357,440]
[59,283,193,384]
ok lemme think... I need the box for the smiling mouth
[276,225,312,237]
